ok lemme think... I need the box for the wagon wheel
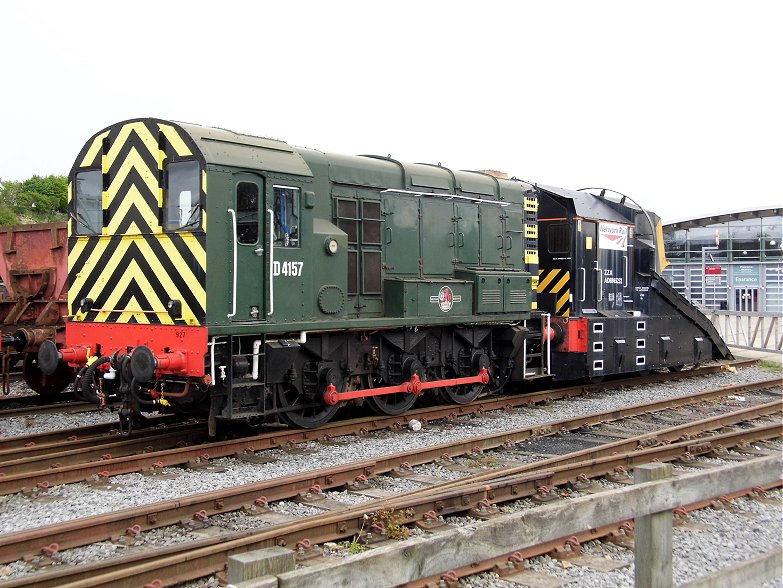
[277,382,339,429]
[436,365,484,405]
[365,373,417,416]
[23,352,73,398]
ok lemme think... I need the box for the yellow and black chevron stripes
[69,119,206,325]
[69,233,206,325]
[537,268,571,317]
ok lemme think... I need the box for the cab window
[73,170,102,235]
[164,160,200,231]
[273,186,300,247]
[236,182,259,244]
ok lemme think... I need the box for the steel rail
[399,484,782,588]
[4,423,780,588]
[0,386,779,569]
[0,396,85,418]
[0,364,772,495]
[0,415,179,453]
[0,378,781,495]
[0,422,210,472]
[0,358,756,455]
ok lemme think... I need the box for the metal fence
[705,311,783,352]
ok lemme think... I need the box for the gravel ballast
[0,363,779,585]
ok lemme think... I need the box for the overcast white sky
[2,1,780,223]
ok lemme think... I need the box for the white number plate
[272,261,304,277]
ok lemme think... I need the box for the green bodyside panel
[455,203,479,266]
[312,218,349,318]
[195,136,537,332]
[206,165,351,327]
[454,269,533,315]
[384,278,473,318]
[270,203,345,324]
[383,195,420,275]
[205,169,234,325]
[421,199,455,275]
[479,204,504,267]
[477,273,505,313]
[233,172,267,322]
[504,274,533,312]
[505,206,525,269]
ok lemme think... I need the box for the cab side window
[236,182,259,244]
[164,160,201,231]
[73,170,103,235]
[273,186,300,247]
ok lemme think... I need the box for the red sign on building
[705,266,722,275]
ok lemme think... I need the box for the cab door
[596,221,629,312]
[229,173,266,322]
[576,220,598,314]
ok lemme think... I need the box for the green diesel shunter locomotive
[39,118,540,432]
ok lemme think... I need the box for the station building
[662,207,782,313]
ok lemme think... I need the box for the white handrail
[267,208,274,316]
[544,313,551,375]
[227,208,237,319]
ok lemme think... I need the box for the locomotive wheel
[365,373,417,416]
[436,366,484,405]
[277,383,339,429]
[23,353,73,398]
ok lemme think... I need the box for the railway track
[0,359,755,423]
[0,361,768,494]
[395,480,782,588]
[0,393,87,419]
[0,374,779,586]
[0,414,181,453]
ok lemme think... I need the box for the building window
[765,264,783,313]
[73,170,102,235]
[686,225,727,262]
[164,160,201,231]
[761,217,782,260]
[273,186,300,247]
[664,229,686,260]
[663,267,687,296]
[728,218,761,261]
